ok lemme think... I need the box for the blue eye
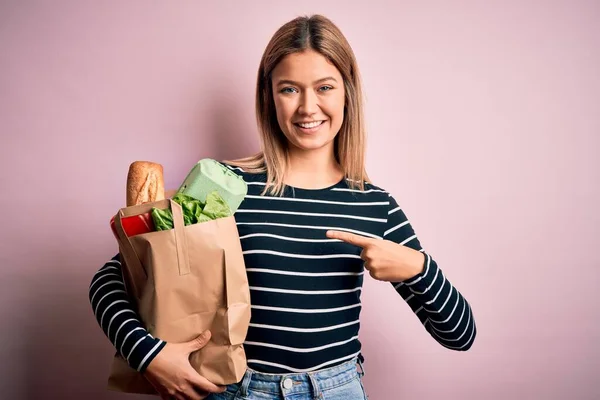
[280,87,297,94]
[319,85,333,92]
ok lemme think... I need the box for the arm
[385,194,477,351]
[88,254,166,371]
[90,255,226,399]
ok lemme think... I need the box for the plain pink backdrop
[1,1,598,399]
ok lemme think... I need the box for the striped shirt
[89,164,476,374]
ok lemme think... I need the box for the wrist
[404,249,425,281]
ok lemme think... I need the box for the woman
[89,14,476,400]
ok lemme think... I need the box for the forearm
[88,255,166,371]
[395,253,476,350]
[383,195,476,350]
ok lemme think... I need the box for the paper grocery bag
[107,198,251,394]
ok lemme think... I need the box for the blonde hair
[224,14,370,195]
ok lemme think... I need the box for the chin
[292,137,335,152]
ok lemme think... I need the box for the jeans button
[283,378,293,389]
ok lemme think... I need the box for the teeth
[298,121,323,128]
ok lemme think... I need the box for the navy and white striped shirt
[89,164,476,374]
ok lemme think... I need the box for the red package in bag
[110,212,155,238]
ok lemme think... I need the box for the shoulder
[343,180,405,211]
[343,179,392,198]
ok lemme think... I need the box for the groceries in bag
[110,158,246,237]
[126,161,165,206]
[109,161,165,238]
[106,158,251,394]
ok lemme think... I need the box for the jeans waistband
[236,357,363,398]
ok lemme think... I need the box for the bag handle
[113,199,191,300]
[220,219,236,309]
[170,200,190,276]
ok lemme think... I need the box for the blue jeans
[208,357,368,400]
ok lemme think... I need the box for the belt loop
[237,369,253,397]
[357,357,365,378]
[308,372,322,399]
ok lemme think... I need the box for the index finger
[326,230,373,248]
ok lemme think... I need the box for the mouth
[293,120,326,133]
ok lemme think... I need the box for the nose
[297,90,319,116]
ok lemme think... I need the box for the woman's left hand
[326,230,425,282]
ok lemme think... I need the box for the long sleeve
[384,194,477,351]
[88,254,166,371]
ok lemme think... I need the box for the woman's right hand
[143,330,227,400]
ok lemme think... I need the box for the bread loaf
[126,161,165,206]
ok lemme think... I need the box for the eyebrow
[276,76,338,86]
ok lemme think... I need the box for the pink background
[1,1,599,399]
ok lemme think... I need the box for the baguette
[126,161,165,206]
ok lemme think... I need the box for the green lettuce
[201,191,232,220]
[151,191,232,231]
[151,207,174,231]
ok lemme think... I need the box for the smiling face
[271,49,346,157]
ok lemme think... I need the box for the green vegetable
[151,207,174,231]
[201,191,232,220]
[151,191,232,231]
[197,213,212,223]
[178,195,204,226]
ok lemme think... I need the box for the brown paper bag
[107,198,251,394]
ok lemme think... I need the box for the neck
[284,146,344,189]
